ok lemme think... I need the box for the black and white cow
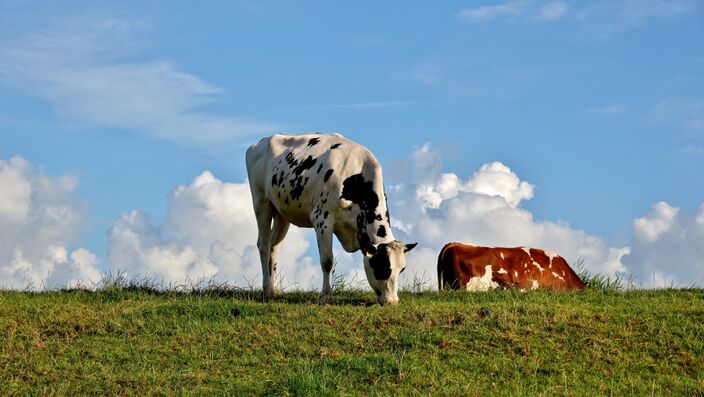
[245,133,416,305]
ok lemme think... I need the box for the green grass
[0,285,702,396]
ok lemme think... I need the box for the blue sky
[1,1,703,288]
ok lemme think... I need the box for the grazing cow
[437,242,585,291]
[246,133,416,305]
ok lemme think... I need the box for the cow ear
[404,243,417,254]
[362,244,377,257]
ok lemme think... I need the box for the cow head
[362,240,417,305]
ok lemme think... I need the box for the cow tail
[437,243,452,291]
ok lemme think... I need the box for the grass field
[0,280,702,396]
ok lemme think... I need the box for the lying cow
[246,133,416,305]
[437,242,585,291]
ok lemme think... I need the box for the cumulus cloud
[0,13,280,146]
[0,156,101,290]
[388,143,628,287]
[633,201,679,243]
[106,171,327,289]
[456,1,568,23]
[622,202,704,287]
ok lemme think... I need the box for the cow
[437,242,585,291]
[246,133,417,305]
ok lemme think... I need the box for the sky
[1,0,703,290]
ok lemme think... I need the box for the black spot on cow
[308,137,320,147]
[357,214,371,249]
[331,143,341,149]
[323,169,334,183]
[376,225,386,238]
[317,163,323,173]
[341,174,379,224]
[271,174,278,187]
[286,154,318,201]
[293,155,316,176]
[291,185,304,201]
[323,211,329,219]
[284,151,298,168]
[369,243,391,280]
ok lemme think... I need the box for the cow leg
[269,212,290,293]
[254,199,275,299]
[315,226,335,304]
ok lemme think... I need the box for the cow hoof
[319,295,335,305]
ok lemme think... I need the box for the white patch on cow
[531,280,539,290]
[521,247,531,256]
[500,252,505,260]
[532,261,544,272]
[514,271,518,278]
[497,267,507,274]
[524,263,527,268]
[552,271,565,281]
[465,265,499,292]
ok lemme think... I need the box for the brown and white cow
[246,133,416,305]
[437,242,585,291]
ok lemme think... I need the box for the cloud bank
[3,147,702,291]
[106,171,322,289]
[103,143,704,290]
[0,14,280,146]
[0,156,100,289]
[389,144,628,287]
[622,202,704,287]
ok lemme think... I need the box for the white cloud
[633,201,679,243]
[0,156,101,290]
[106,171,329,289]
[456,1,530,22]
[389,143,627,286]
[0,13,280,146]
[456,1,568,23]
[622,202,704,287]
[539,2,569,21]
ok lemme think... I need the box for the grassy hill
[0,284,702,396]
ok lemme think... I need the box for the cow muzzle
[377,295,399,306]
